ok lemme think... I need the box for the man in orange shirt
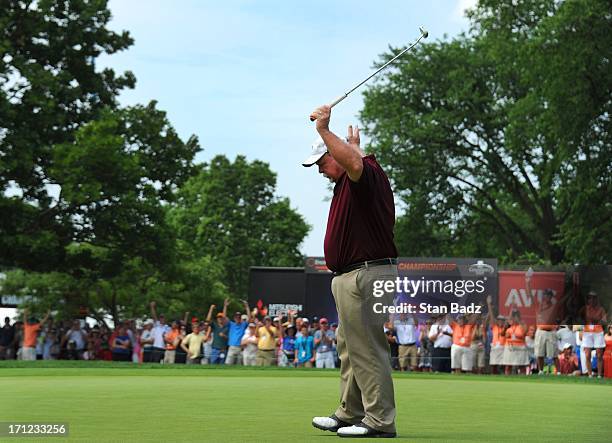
[450,315,476,373]
[163,321,183,364]
[22,308,50,361]
[580,291,607,378]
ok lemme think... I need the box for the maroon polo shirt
[323,155,398,272]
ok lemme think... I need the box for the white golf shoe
[312,414,351,432]
[337,423,396,438]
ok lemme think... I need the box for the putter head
[419,27,429,39]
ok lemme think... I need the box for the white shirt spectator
[394,318,418,345]
[557,326,575,351]
[65,328,87,350]
[241,329,258,354]
[140,329,153,349]
[152,321,169,348]
[429,323,452,348]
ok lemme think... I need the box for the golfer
[305,104,398,438]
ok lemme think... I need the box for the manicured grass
[0,362,610,442]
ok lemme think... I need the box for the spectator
[471,316,486,374]
[526,273,560,375]
[487,296,506,375]
[393,312,418,372]
[140,321,154,363]
[181,323,210,364]
[225,300,251,366]
[525,325,537,375]
[202,321,213,364]
[256,316,278,366]
[206,303,229,365]
[61,320,88,360]
[384,322,399,370]
[503,311,529,375]
[13,321,23,360]
[280,322,297,367]
[21,308,50,361]
[557,343,580,376]
[579,291,607,378]
[429,314,452,373]
[314,318,335,369]
[149,301,169,363]
[300,318,310,336]
[556,325,575,353]
[163,321,182,364]
[604,325,612,378]
[241,322,259,366]
[450,314,475,374]
[418,319,433,372]
[43,327,59,360]
[0,317,15,359]
[175,324,188,364]
[111,326,131,362]
[295,325,315,367]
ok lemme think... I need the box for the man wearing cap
[557,343,580,376]
[206,302,230,365]
[241,322,259,366]
[224,300,252,366]
[140,320,154,363]
[256,316,278,366]
[149,301,170,363]
[306,105,398,438]
[314,318,335,368]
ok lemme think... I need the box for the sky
[97,0,477,258]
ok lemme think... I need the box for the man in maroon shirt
[305,104,398,438]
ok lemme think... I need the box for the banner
[498,270,567,326]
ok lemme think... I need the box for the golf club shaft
[311,27,428,121]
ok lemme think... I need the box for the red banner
[498,271,566,326]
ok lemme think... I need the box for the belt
[334,258,397,275]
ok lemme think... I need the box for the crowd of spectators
[1,288,610,378]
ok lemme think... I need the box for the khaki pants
[163,349,176,364]
[398,344,417,369]
[256,349,276,366]
[332,264,397,434]
[225,346,242,365]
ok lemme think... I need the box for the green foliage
[169,155,310,298]
[361,0,611,264]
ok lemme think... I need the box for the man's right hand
[310,105,331,132]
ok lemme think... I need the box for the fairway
[0,364,610,442]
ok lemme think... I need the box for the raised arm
[206,305,216,323]
[242,300,252,322]
[40,309,50,325]
[222,298,229,320]
[150,301,158,323]
[525,268,538,308]
[183,311,189,325]
[310,105,364,182]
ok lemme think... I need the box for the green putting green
[0,362,610,442]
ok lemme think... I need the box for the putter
[310,27,428,121]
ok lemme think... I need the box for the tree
[169,155,310,298]
[361,0,611,264]
[0,1,203,319]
